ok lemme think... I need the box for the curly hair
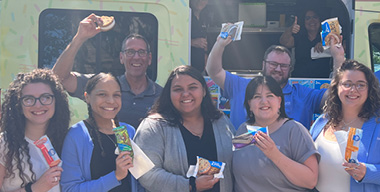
[0,69,70,187]
[84,73,121,157]
[244,76,288,124]
[324,60,380,126]
[149,65,223,125]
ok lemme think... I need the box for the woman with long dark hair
[0,69,70,192]
[61,73,140,192]
[134,65,235,192]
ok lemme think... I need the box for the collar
[118,74,158,96]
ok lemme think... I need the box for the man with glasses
[53,14,162,129]
[206,36,345,129]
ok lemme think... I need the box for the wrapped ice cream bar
[195,156,225,178]
[335,127,362,164]
[113,125,134,158]
[321,17,342,48]
[232,126,268,150]
[220,21,244,41]
[34,135,61,167]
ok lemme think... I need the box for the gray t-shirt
[71,72,162,128]
[233,120,320,192]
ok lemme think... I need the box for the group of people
[0,12,380,192]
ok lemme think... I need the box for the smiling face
[21,82,55,127]
[262,51,291,87]
[304,10,321,33]
[120,38,152,78]
[170,74,206,117]
[85,77,122,122]
[248,84,282,123]
[338,70,368,111]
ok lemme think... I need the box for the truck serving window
[369,23,380,72]
[38,9,158,80]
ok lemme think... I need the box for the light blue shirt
[223,71,326,129]
[310,114,380,192]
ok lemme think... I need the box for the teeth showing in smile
[132,63,141,67]
[33,111,46,115]
[103,107,116,111]
[260,107,270,110]
[182,100,192,103]
[347,96,358,99]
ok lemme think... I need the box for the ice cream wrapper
[321,17,342,48]
[334,127,362,164]
[34,135,62,167]
[220,21,244,41]
[186,156,225,179]
[113,125,134,158]
[232,125,268,151]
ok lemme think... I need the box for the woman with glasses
[280,8,332,78]
[0,69,70,192]
[233,76,319,191]
[310,60,380,192]
[60,73,141,192]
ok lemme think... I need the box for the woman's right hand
[115,151,133,181]
[291,16,300,34]
[195,175,219,191]
[31,166,62,192]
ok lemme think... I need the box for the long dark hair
[244,76,288,124]
[149,65,223,125]
[324,60,380,126]
[84,73,121,157]
[0,69,70,187]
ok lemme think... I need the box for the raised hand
[75,13,103,42]
[291,16,300,34]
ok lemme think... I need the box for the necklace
[341,117,359,130]
[105,133,117,148]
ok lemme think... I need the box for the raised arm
[52,13,102,93]
[280,16,299,48]
[206,36,232,89]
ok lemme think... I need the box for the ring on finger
[354,174,357,177]
[54,176,58,182]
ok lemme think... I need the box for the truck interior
[205,0,351,76]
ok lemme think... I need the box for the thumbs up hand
[291,16,300,34]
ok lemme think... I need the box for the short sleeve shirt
[223,71,326,129]
[71,73,163,129]
[233,120,320,192]
[0,134,60,192]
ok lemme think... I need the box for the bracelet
[25,182,33,192]
[189,176,196,192]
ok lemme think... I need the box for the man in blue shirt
[206,36,345,129]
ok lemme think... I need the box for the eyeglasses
[265,61,291,70]
[122,49,148,57]
[21,93,55,107]
[305,15,319,21]
[340,81,368,91]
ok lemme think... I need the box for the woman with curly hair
[0,69,70,192]
[310,60,380,192]
[61,73,140,192]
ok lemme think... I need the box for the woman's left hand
[343,162,366,181]
[314,42,324,53]
[254,131,280,160]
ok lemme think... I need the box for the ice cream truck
[0,0,380,125]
